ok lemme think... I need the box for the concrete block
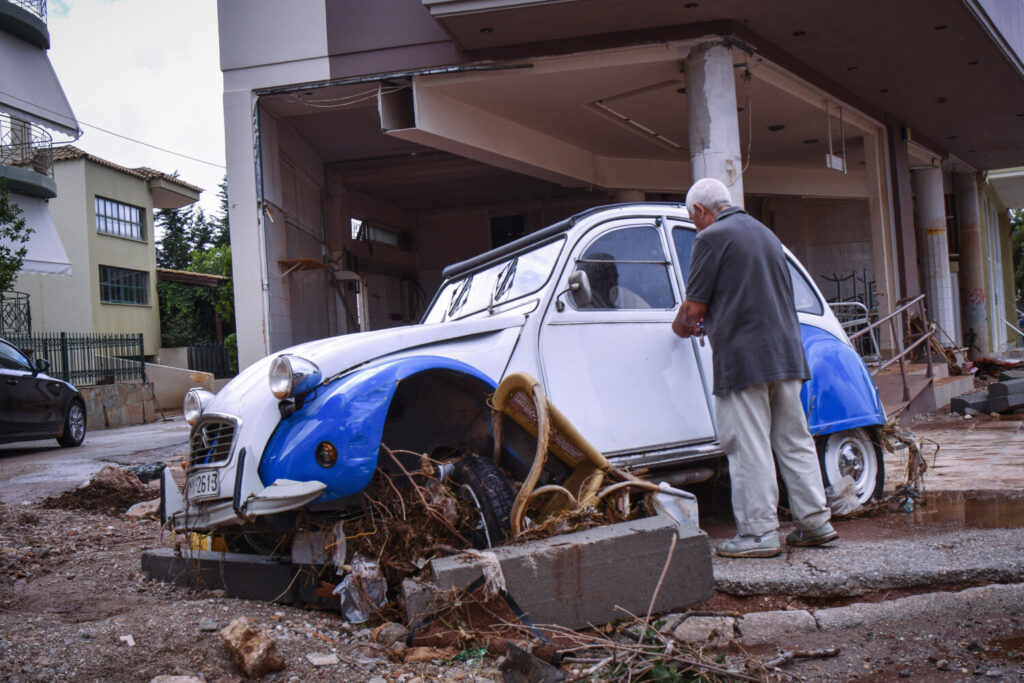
[987,378,1024,396]
[951,392,988,415]
[986,390,1024,413]
[141,548,334,606]
[671,616,735,646]
[737,610,817,646]
[424,517,712,630]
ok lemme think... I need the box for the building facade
[217,0,1024,369]
[13,146,201,356]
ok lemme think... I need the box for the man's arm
[672,299,708,338]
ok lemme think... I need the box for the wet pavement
[0,414,189,504]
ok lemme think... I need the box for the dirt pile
[41,465,156,515]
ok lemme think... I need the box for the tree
[155,204,195,270]
[0,179,33,293]
[213,176,230,247]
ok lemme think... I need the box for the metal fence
[0,291,31,335]
[0,113,53,179]
[6,332,145,386]
[188,342,232,379]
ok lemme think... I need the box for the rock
[305,653,338,666]
[198,619,219,632]
[372,621,409,647]
[367,678,387,683]
[150,677,206,683]
[936,658,951,670]
[671,616,734,646]
[220,617,286,678]
[119,635,136,647]
[499,642,565,683]
[898,670,910,678]
[126,499,160,521]
[92,465,146,494]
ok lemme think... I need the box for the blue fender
[799,324,885,437]
[259,356,496,502]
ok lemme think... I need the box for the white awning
[0,32,79,138]
[2,194,72,276]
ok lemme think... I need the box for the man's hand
[672,299,708,338]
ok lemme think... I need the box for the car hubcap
[825,429,877,505]
[69,405,85,440]
[838,442,865,481]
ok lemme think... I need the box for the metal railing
[8,0,46,21]
[848,294,935,402]
[828,300,880,362]
[188,342,233,379]
[0,113,54,179]
[0,291,31,335]
[5,332,145,385]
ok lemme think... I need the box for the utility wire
[0,86,225,169]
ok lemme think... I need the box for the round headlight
[315,441,338,468]
[269,356,294,399]
[183,388,215,425]
[268,354,322,400]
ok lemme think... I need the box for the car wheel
[816,428,884,506]
[450,455,516,548]
[57,400,86,447]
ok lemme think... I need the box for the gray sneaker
[786,521,839,547]
[715,533,781,558]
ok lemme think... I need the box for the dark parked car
[0,336,86,447]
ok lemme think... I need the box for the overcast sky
[47,0,225,217]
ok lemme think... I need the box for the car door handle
[6,379,17,385]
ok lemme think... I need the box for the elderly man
[672,177,837,558]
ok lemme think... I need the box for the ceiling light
[879,88,890,93]
[480,26,493,33]
[934,24,947,30]
[948,135,957,140]
[792,30,806,37]
[846,66,858,71]
[937,97,947,104]
[684,2,698,7]
[803,139,819,144]
[968,60,980,65]
[769,124,785,132]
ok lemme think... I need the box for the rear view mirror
[34,358,50,374]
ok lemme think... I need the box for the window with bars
[95,196,144,240]
[99,266,149,305]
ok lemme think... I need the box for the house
[0,0,77,310]
[216,0,1024,370]
[12,146,202,356]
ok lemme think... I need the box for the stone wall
[79,382,158,430]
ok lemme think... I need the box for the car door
[668,218,717,412]
[0,339,60,439]
[537,218,716,456]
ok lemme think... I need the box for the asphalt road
[0,415,190,504]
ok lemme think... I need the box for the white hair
[685,177,733,215]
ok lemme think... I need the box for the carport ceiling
[426,0,1024,171]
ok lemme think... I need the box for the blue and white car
[162,203,885,545]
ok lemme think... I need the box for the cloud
[47,0,225,215]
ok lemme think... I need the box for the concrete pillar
[685,42,744,207]
[955,172,987,355]
[614,190,646,203]
[912,167,957,345]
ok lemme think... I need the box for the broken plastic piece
[651,482,699,530]
[825,475,860,515]
[333,554,387,623]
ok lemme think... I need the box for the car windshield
[423,238,564,323]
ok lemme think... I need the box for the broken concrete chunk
[737,610,817,646]
[372,621,409,647]
[220,617,286,678]
[671,616,735,646]
[951,392,988,415]
[126,499,160,521]
[305,652,339,666]
[987,378,1024,395]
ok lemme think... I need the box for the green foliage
[155,176,236,349]
[0,179,33,293]
[1012,209,1024,301]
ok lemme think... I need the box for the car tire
[450,455,516,549]
[57,399,87,448]
[816,428,884,506]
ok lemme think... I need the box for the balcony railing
[8,0,46,22]
[0,291,31,335]
[0,113,53,179]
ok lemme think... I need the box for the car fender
[800,324,885,437]
[258,356,497,502]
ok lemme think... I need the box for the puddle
[909,491,1024,530]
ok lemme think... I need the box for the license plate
[187,471,220,500]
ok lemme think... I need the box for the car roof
[441,202,689,281]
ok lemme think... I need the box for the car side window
[788,260,824,315]
[573,226,675,310]
[0,340,32,372]
[671,227,697,285]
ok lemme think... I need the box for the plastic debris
[651,482,699,529]
[333,554,387,623]
[825,475,861,516]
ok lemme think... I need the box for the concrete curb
[668,583,1024,648]
[711,528,1024,598]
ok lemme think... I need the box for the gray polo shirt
[686,207,809,396]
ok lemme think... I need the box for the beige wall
[14,158,95,333]
[13,158,162,356]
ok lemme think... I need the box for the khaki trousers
[716,379,830,537]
